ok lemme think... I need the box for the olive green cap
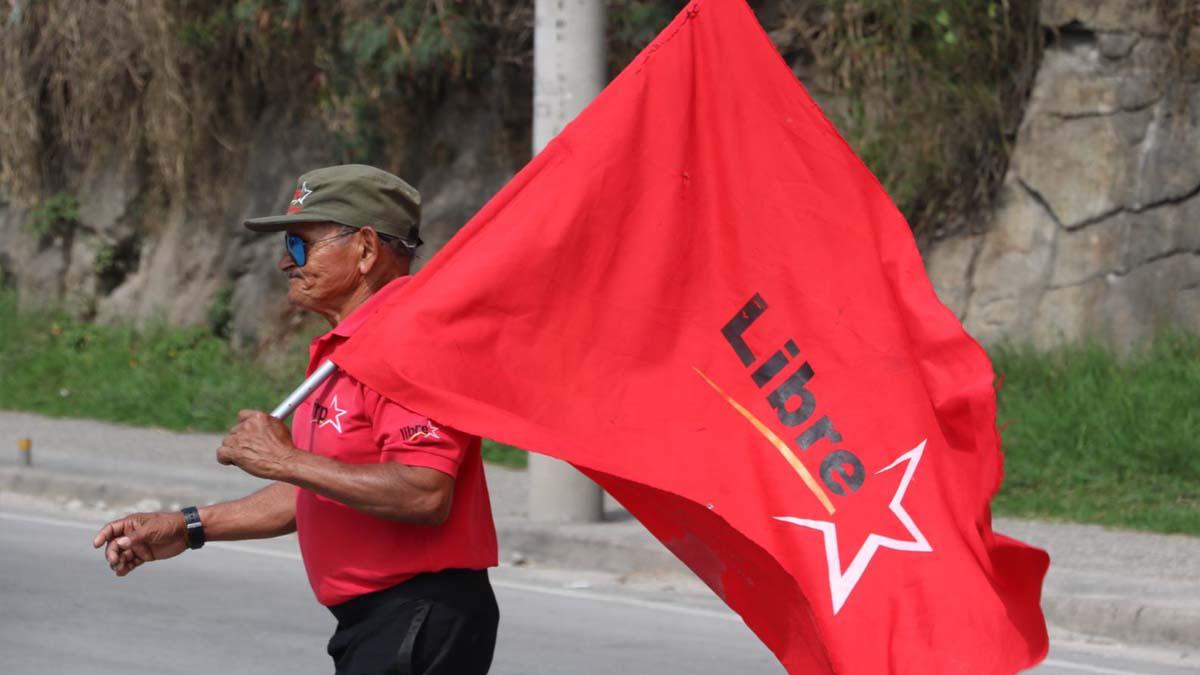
[243,164,421,247]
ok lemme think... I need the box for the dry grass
[1156,0,1200,109]
[0,1,529,209]
[0,2,1188,240]
[764,0,1042,240]
[1,2,255,205]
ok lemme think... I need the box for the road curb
[0,466,220,510]
[495,518,689,577]
[1041,591,1200,649]
[3,465,1196,650]
[0,465,690,575]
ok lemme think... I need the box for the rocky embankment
[1,0,1196,351]
[927,0,1200,350]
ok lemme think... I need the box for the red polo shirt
[291,276,498,607]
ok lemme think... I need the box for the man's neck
[326,274,403,327]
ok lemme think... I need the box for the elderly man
[92,165,500,675]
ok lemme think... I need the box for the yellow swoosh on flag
[695,367,836,516]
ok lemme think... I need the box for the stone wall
[4,0,1197,353]
[927,0,1200,350]
[0,88,525,348]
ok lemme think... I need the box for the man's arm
[199,480,298,540]
[92,481,296,577]
[217,410,454,526]
[281,454,453,525]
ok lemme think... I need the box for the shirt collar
[330,275,412,339]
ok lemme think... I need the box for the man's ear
[357,227,381,274]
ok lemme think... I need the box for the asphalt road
[1,500,1197,675]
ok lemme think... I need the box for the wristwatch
[181,506,205,550]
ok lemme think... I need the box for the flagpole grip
[271,360,338,420]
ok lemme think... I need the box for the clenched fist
[217,409,297,480]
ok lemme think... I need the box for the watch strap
[181,506,205,550]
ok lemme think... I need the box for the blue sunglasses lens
[285,234,307,267]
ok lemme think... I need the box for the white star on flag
[775,439,932,614]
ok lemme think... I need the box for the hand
[92,511,188,577]
[217,409,297,480]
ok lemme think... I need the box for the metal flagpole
[270,360,338,420]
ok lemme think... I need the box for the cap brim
[242,213,353,233]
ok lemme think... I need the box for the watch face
[182,507,205,549]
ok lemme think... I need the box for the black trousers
[326,568,499,675]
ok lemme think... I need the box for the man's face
[278,222,363,314]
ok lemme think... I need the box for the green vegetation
[5,2,1196,240]
[94,236,142,296]
[206,284,236,340]
[0,290,302,431]
[765,0,1041,239]
[27,193,80,239]
[481,440,528,470]
[4,290,1198,527]
[0,290,525,466]
[992,335,1200,535]
[0,1,535,206]
[1,0,1042,239]
[2,3,1195,498]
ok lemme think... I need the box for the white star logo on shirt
[407,421,441,442]
[319,395,348,434]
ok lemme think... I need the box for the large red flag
[334,1,1050,671]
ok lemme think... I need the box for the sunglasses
[284,230,356,267]
[284,229,420,267]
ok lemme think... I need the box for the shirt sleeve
[364,385,474,478]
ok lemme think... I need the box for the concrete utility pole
[529,0,606,523]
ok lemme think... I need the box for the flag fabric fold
[333,1,1050,671]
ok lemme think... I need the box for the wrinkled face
[278,222,363,315]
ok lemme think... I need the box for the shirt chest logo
[312,395,349,434]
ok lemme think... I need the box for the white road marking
[0,509,737,621]
[1041,658,1154,675]
[0,509,1170,674]
[0,511,98,530]
[491,579,740,622]
[205,540,305,561]
[0,510,305,560]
